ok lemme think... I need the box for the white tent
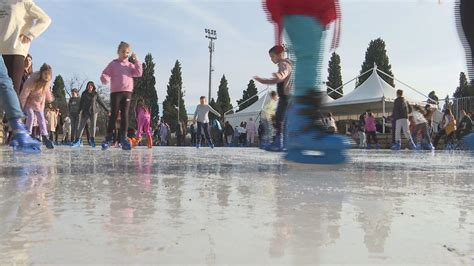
[225,90,270,127]
[325,66,421,117]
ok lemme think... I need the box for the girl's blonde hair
[117,41,130,53]
[34,63,52,94]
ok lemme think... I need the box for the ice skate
[121,137,132,151]
[90,137,96,148]
[9,120,41,153]
[284,91,350,165]
[147,137,153,149]
[391,141,401,151]
[71,139,82,148]
[42,136,54,149]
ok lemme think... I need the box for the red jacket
[264,0,340,47]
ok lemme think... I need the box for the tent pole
[382,97,386,134]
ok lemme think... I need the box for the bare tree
[64,73,88,97]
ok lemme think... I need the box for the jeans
[197,122,213,146]
[0,56,24,121]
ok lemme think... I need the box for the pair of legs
[412,123,432,145]
[76,113,98,141]
[70,113,80,141]
[395,119,414,142]
[247,131,256,144]
[197,122,213,146]
[366,131,378,145]
[458,0,474,82]
[106,92,131,141]
[25,108,48,136]
[261,118,274,146]
[136,116,151,139]
[358,131,366,148]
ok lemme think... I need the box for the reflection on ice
[0,147,472,264]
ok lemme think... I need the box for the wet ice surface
[0,146,473,265]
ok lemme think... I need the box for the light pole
[205,29,217,101]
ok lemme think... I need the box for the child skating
[263,0,350,164]
[100,41,143,150]
[254,45,292,152]
[193,96,221,149]
[19,63,55,149]
[134,98,153,148]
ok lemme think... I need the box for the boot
[90,137,96,148]
[42,135,54,149]
[101,136,112,151]
[147,136,153,149]
[130,137,140,148]
[266,133,284,152]
[408,139,417,150]
[121,137,132,151]
[284,91,350,164]
[71,139,82,147]
[367,144,372,150]
[391,141,401,150]
[9,119,41,153]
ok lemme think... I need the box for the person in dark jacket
[72,81,109,147]
[224,121,234,147]
[68,88,81,142]
[391,89,416,150]
[456,110,473,140]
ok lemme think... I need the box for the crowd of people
[0,0,473,162]
[349,89,474,150]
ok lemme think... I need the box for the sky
[30,0,466,113]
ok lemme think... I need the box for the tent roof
[224,91,270,127]
[327,67,398,107]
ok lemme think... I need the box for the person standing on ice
[364,112,379,149]
[72,81,109,148]
[0,0,51,95]
[134,98,153,148]
[391,89,416,150]
[193,96,221,149]
[262,0,350,164]
[254,45,292,152]
[100,41,143,151]
[260,90,278,149]
[246,117,257,146]
[19,63,55,149]
[411,105,434,150]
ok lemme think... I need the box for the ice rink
[0,146,473,265]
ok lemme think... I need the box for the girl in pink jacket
[364,112,379,149]
[134,98,153,148]
[19,63,55,149]
[100,41,143,150]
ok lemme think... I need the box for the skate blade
[284,149,348,171]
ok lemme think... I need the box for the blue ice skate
[209,143,214,149]
[266,134,285,152]
[9,130,41,153]
[391,141,401,150]
[196,143,201,149]
[284,92,350,164]
[71,139,82,148]
[101,138,112,151]
[120,137,131,151]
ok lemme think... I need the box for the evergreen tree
[356,38,395,88]
[52,75,68,116]
[162,60,187,132]
[237,79,258,112]
[216,75,233,116]
[453,72,469,98]
[326,52,343,99]
[131,53,160,128]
